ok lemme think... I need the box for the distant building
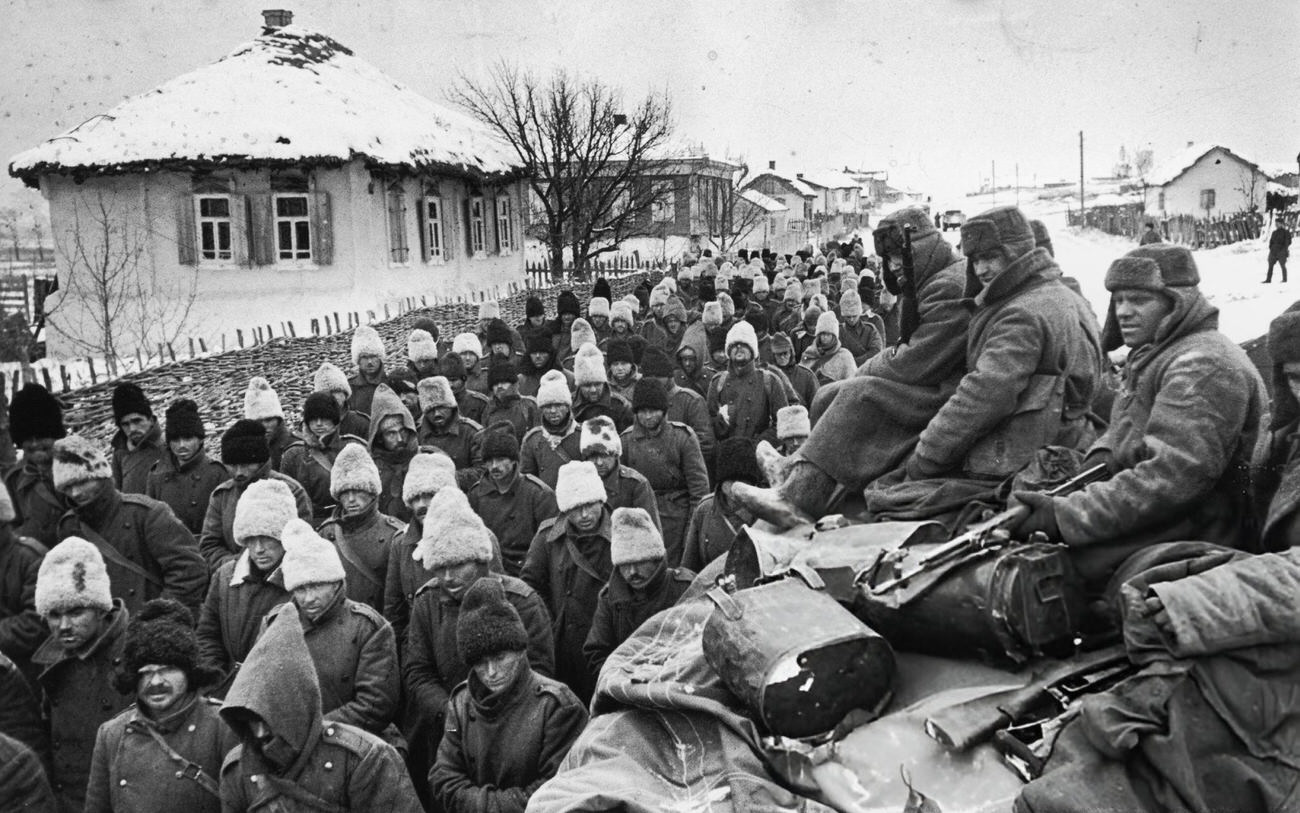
[1142,144,1274,217]
[9,11,527,359]
[737,188,801,255]
[743,163,817,237]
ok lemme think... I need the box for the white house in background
[797,170,863,217]
[737,188,800,255]
[8,10,527,359]
[1142,144,1274,217]
[743,163,818,231]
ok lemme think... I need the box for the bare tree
[51,189,200,374]
[697,165,768,253]
[1235,165,1265,213]
[449,63,675,277]
[0,208,18,263]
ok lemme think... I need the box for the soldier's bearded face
[47,606,107,651]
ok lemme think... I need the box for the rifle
[923,644,1137,756]
[898,224,921,344]
[867,462,1109,596]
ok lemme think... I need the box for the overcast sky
[3,0,1297,211]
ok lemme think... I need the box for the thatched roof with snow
[9,25,524,186]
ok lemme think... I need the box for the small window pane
[200,198,230,218]
[201,223,216,253]
[217,222,231,253]
[277,197,308,217]
[277,221,293,257]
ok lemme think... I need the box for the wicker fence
[39,271,661,449]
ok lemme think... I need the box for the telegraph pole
[1015,163,1020,206]
[1079,131,1086,220]
[991,160,996,203]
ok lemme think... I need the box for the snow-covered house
[736,188,802,255]
[1142,144,1272,217]
[743,163,817,234]
[798,170,862,217]
[8,11,527,359]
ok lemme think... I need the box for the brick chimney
[769,160,776,170]
[796,172,804,180]
[262,9,293,30]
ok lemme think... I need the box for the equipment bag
[702,568,896,739]
[856,542,1085,664]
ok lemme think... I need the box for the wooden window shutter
[176,196,197,265]
[416,196,428,262]
[249,195,275,265]
[232,195,251,266]
[311,191,333,265]
[490,192,502,254]
[463,197,474,256]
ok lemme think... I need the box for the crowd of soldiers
[0,202,1298,813]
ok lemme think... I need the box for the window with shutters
[274,194,312,261]
[387,184,410,264]
[195,195,233,263]
[470,196,486,255]
[495,194,513,255]
[652,182,675,223]
[423,196,445,262]
[1199,189,1215,210]
[1157,190,1165,211]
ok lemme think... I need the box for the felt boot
[730,461,837,530]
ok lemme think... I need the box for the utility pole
[1015,163,1020,206]
[1079,131,1086,221]
[991,160,996,203]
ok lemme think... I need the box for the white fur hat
[233,478,299,546]
[478,300,501,320]
[649,286,670,308]
[330,442,381,498]
[0,482,13,523]
[403,452,458,505]
[555,460,607,513]
[610,301,636,328]
[610,507,665,566]
[36,537,112,616]
[660,277,678,295]
[280,519,346,591]
[725,321,760,357]
[588,297,611,319]
[678,264,698,281]
[414,487,493,571]
[452,333,482,359]
[314,362,351,397]
[536,369,573,408]
[407,329,440,363]
[802,280,820,301]
[351,325,385,366]
[580,415,621,457]
[702,301,723,328]
[776,405,811,440]
[811,293,829,312]
[783,283,803,304]
[418,376,457,411]
[621,294,641,311]
[816,310,840,337]
[717,293,735,319]
[570,318,597,351]
[753,275,770,294]
[243,376,284,421]
[573,344,607,386]
[52,435,113,492]
[839,289,863,318]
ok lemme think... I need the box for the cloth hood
[221,606,322,779]
[366,383,416,447]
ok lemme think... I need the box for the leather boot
[730,461,837,530]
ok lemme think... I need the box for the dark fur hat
[481,426,520,461]
[9,383,66,446]
[487,358,519,388]
[164,399,205,442]
[221,419,269,466]
[439,351,467,381]
[556,290,581,317]
[485,319,514,349]
[113,598,222,695]
[631,378,668,412]
[112,382,153,423]
[302,391,341,425]
[457,577,529,668]
[715,436,763,487]
[592,277,612,302]
[525,296,545,318]
[639,346,674,378]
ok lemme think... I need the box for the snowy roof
[1259,162,1297,180]
[1145,143,1259,187]
[739,188,788,213]
[797,170,860,190]
[9,25,523,185]
[747,170,816,197]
